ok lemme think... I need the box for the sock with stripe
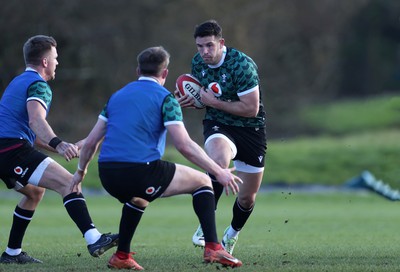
[209,173,224,208]
[117,202,145,253]
[6,206,34,252]
[231,197,254,232]
[192,186,218,243]
[63,192,96,237]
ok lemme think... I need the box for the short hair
[193,19,222,39]
[23,35,57,66]
[137,46,170,76]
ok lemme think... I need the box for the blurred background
[1,0,399,189]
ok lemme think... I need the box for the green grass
[299,95,400,134]
[267,129,400,187]
[0,191,400,271]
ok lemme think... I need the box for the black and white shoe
[87,233,119,257]
[0,251,42,264]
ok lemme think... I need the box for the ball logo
[146,187,155,195]
[208,82,222,97]
[184,82,205,108]
[14,166,23,175]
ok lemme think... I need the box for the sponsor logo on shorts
[146,187,155,194]
[145,186,162,197]
[14,166,29,178]
[14,166,23,175]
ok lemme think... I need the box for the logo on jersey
[222,74,227,83]
[208,82,222,97]
[258,156,263,163]
[201,70,206,77]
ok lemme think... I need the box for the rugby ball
[176,74,205,109]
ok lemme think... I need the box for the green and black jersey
[191,47,266,128]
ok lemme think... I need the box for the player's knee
[27,186,46,203]
[213,158,230,169]
[200,173,212,187]
[238,195,256,209]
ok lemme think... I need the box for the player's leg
[222,169,264,254]
[191,133,235,247]
[164,164,242,268]
[163,164,218,243]
[221,124,267,254]
[0,185,45,264]
[98,164,148,271]
[108,198,146,271]
[34,159,118,257]
[204,134,235,205]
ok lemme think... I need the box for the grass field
[0,189,399,271]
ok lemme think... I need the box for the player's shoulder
[226,47,256,65]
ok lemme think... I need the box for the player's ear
[136,67,141,76]
[219,38,225,48]
[162,68,168,79]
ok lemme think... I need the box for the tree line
[1,0,399,141]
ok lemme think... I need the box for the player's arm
[27,100,78,161]
[75,118,106,174]
[71,117,106,192]
[163,94,241,194]
[163,94,222,175]
[200,85,260,117]
[167,123,240,195]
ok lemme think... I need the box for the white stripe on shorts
[204,133,237,159]
[28,157,54,186]
[234,160,264,173]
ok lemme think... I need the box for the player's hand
[175,89,196,108]
[70,170,85,193]
[56,142,79,161]
[74,138,86,151]
[200,87,217,107]
[215,167,242,195]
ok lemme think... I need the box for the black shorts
[203,120,267,167]
[0,138,48,189]
[98,160,176,203]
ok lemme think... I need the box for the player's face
[43,46,59,81]
[195,36,225,65]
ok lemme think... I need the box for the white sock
[5,247,22,256]
[226,226,240,238]
[84,228,102,245]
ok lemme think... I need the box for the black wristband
[49,137,62,149]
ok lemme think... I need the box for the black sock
[192,186,218,243]
[118,203,145,253]
[7,206,34,249]
[63,192,95,235]
[231,198,254,231]
[208,173,223,208]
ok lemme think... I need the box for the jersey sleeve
[162,94,183,125]
[235,55,260,95]
[98,103,108,122]
[26,81,52,110]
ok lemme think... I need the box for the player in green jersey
[177,20,267,254]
